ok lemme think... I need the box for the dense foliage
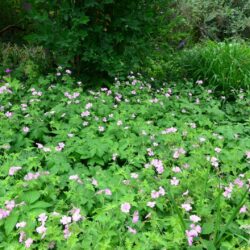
[178,0,250,42]
[0,69,249,249]
[23,0,182,80]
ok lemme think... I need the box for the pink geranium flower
[121,203,131,213]
[9,166,22,176]
[190,215,201,223]
[132,211,139,223]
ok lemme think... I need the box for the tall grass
[180,41,250,91]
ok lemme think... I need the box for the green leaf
[201,240,216,250]
[202,222,214,235]
[22,191,41,204]
[30,201,52,209]
[79,16,89,24]
[4,212,19,235]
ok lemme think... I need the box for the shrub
[23,0,182,80]
[0,0,26,42]
[178,0,250,42]
[179,40,250,91]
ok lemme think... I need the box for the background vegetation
[1,0,250,89]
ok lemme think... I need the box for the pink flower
[5,111,12,117]
[16,221,26,228]
[36,143,44,149]
[170,177,179,186]
[190,224,202,233]
[234,178,244,188]
[121,203,131,213]
[186,223,202,246]
[215,147,221,153]
[189,123,196,129]
[60,216,72,225]
[98,126,105,132]
[172,166,181,173]
[83,121,89,126]
[162,127,177,134]
[127,226,137,234]
[22,127,30,133]
[123,180,130,185]
[190,215,201,223]
[36,225,47,237]
[63,225,71,239]
[24,172,40,181]
[246,151,250,159]
[239,205,247,214]
[117,120,123,126]
[151,190,159,199]
[85,103,92,109]
[147,201,156,208]
[19,231,26,243]
[132,211,139,223]
[9,166,22,176]
[43,147,51,152]
[81,111,90,117]
[223,183,234,198]
[71,208,82,222]
[25,238,33,248]
[147,148,154,156]
[55,142,65,151]
[0,209,10,219]
[182,203,192,212]
[69,175,82,184]
[104,189,112,196]
[92,178,98,186]
[186,230,195,246]
[173,148,186,159]
[158,186,165,196]
[131,173,138,179]
[112,153,118,161]
[5,200,15,211]
[151,159,164,174]
[38,213,47,224]
[210,156,219,168]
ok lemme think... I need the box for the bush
[0,0,26,43]
[0,43,52,80]
[23,0,182,80]
[179,40,250,91]
[178,0,250,42]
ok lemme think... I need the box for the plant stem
[167,187,186,233]
[215,188,249,246]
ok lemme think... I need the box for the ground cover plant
[0,68,249,249]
